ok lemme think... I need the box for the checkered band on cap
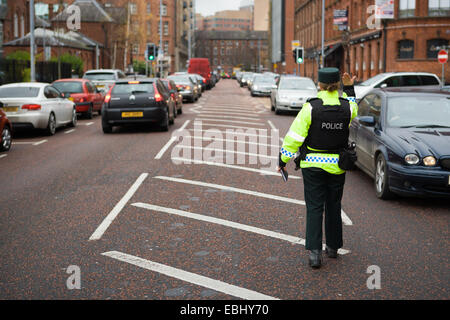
[281,148,295,158]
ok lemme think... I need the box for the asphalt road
[0,79,448,300]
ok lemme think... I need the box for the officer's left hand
[342,73,357,86]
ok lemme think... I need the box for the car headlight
[405,154,420,165]
[423,156,437,166]
[253,85,258,90]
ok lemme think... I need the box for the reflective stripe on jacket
[280,89,358,175]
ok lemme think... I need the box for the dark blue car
[349,88,450,199]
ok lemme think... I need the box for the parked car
[52,78,104,118]
[187,73,203,96]
[101,78,175,133]
[350,88,450,199]
[83,69,126,93]
[354,72,442,102]
[239,72,253,87]
[190,73,207,92]
[441,85,450,92]
[247,73,261,91]
[250,75,277,97]
[188,58,212,89]
[161,79,183,115]
[0,82,77,135]
[271,76,318,114]
[0,104,12,152]
[167,74,199,103]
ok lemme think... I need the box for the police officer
[277,68,358,269]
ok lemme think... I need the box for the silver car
[354,72,442,102]
[0,82,77,135]
[271,76,318,114]
[251,75,277,97]
[83,69,126,93]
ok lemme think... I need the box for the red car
[161,79,183,115]
[0,103,12,152]
[52,79,104,119]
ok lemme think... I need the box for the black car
[350,88,450,199]
[101,78,175,133]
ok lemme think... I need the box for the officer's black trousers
[301,167,346,251]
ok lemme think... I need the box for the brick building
[293,0,450,83]
[196,10,253,32]
[195,30,269,74]
[0,0,29,57]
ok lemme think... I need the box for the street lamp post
[159,0,163,77]
[321,0,324,69]
[30,0,35,81]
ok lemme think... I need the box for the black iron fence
[0,59,72,85]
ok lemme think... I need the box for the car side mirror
[359,116,376,126]
[380,83,387,89]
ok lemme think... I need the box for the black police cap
[318,67,340,84]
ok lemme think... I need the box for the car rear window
[420,76,440,85]
[168,75,192,84]
[279,78,316,90]
[0,86,40,98]
[84,73,116,81]
[52,81,83,94]
[111,83,155,95]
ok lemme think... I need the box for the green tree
[51,53,84,77]
[6,50,30,61]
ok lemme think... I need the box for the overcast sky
[195,0,250,17]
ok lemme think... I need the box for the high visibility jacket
[280,88,358,175]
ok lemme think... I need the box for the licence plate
[3,106,19,112]
[122,112,143,118]
[68,97,74,102]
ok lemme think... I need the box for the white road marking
[64,129,76,134]
[267,120,277,130]
[195,118,265,126]
[155,136,177,160]
[190,106,202,114]
[187,129,270,139]
[197,123,268,130]
[177,120,191,132]
[132,203,350,255]
[84,122,94,126]
[33,140,48,146]
[0,154,7,159]
[102,251,279,300]
[199,110,258,116]
[171,157,302,179]
[196,114,261,121]
[12,142,36,145]
[155,176,351,226]
[191,135,280,148]
[89,173,148,241]
[173,145,277,160]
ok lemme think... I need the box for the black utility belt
[294,145,357,171]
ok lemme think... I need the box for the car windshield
[0,86,40,97]
[111,83,155,95]
[279,78,316,90]
[84,73,115,81]
[359,73,388,86]
[52,82,83,94]
[387,96,450,128]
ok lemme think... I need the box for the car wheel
[169,106,175,125]
[68,108,77,127]
[275,104,281,115]
[173,105,177,119]
[177,107,182,115]
[98,108,102,116]
[1,126,12,152]
[160,108,169,132]
[86,104,93,119]
[46,113,56,136]
[102,114,112,133]
[375,153,394,200]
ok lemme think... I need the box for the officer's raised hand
[342,73,357,86]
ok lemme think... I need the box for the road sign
[438,49,448,64]
[291,40,300,51]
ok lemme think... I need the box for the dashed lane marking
[64,129,76,134]
[0,154,7,159]
[89,173,148,241]
[131,203,350,255]
[102,250,279,300]
[196,115,262,121]
[32,140,48,146]
[194,118,266,126]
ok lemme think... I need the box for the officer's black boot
[309,249,322,268]
[325,246,338,259]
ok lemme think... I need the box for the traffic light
[146,43,157,61]
[295,47,304,64]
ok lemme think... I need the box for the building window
[427,39,449,58]
[164,41,169,54]
[162,4,167,16]
[20,15,24,37]
[129,3,137,15]
[397,40,414,59]
[213,47,218,55]
[164,21,169,35]
[147,21,151,34]
[429,0,450,16]
[147,3,151,14]
[399,0,415,18]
